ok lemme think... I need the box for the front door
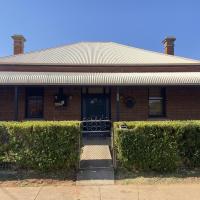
[81,87,111,136]
[82,93,111,136]
[82,94,110,120]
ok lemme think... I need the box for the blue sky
[0,0,200,59]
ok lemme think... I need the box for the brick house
[0,35,200,131]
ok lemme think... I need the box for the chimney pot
[162,36,176,55]
[11,34,26,55]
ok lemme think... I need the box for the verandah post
[14,86,19,121]
[113,86,120,169]
[116,86,120,121]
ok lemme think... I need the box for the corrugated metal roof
[0,42,199,65]
[1,72,200,86]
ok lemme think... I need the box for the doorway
[82,94,110,120]
[81,87,111,136]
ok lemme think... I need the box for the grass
[115,168,200,185]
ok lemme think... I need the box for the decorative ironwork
[81,119,111,136]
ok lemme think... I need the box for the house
[0,35,200,134]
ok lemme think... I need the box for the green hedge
[114,121,200,172]
[0,121,80,171]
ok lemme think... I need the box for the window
[26,87,44,118]
[148,88,165,117]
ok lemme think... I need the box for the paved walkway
[77,137,114,185]
[0,184,200,200]
[80,144,112,168]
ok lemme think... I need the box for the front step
[77,137,114,185]
[80,144,113,169]
[76,168,114,186]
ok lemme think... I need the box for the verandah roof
[0,72,200,86]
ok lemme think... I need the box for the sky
[0,0,200,60]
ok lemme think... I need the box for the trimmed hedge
[0,121,80,171]
[114,121,200,172]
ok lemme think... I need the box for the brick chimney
[162,36,176,55]
[11,34,26,55]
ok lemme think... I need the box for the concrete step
[77,137,114,185]
[80,159,113,169]
[80,144,113,168]
[76,168,114,186]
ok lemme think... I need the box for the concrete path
[1,184,200,200]
[77,137,114,185]
[80,145,113,168]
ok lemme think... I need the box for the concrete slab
[0,184,200,200]
[138,184,200,200]
[75,186,100,200]
[100,185,139,200]
[81,145,112,160]
[76,168,114,186]
[80,137,113,169]
[80,145,112,168]
[36,186,75,200]
[0,186,40,200]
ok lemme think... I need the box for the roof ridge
[111,42,200,62]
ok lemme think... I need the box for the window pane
[149,99,163,116]
[148,87,165,117]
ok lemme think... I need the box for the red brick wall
[166,87,200,120]
[1,86,200,121]
[111,87,200,121]
[43,87,81,120]
[0,86,81,121]
[0,87,15,120]
[111,87,148,121]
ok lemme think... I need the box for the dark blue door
[82,94,110,120]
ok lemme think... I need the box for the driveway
[0,184,200,200]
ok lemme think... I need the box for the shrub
[0,121,80,171]
[0,124,10,162]
[175,121,200,168]
[114,121,200,172]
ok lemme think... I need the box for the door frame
[81,87,111,120]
